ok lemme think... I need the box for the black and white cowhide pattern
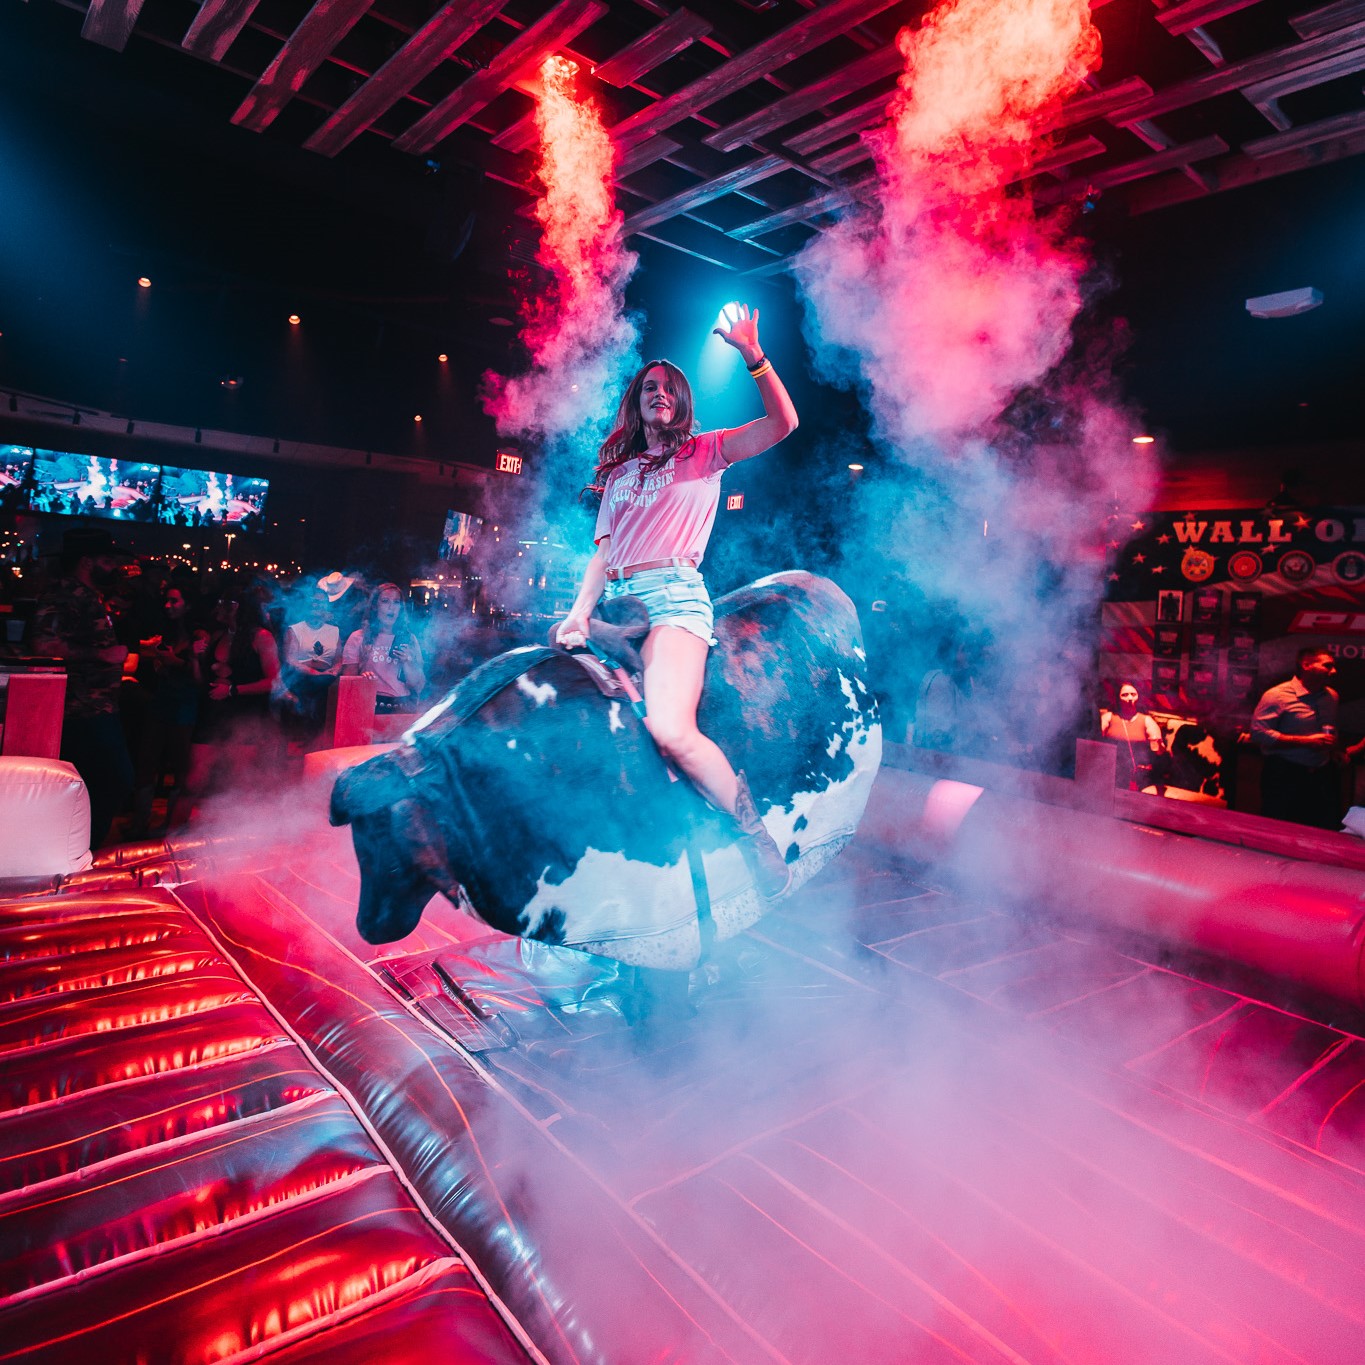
[331,571,881,970]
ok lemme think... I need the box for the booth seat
[0,756,91,883]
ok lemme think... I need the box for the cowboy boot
[731,771,791,899]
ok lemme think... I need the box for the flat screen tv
[157,465,269,530]
[27,449,161,521]
[438,509,483,560]
[0,446,33,509]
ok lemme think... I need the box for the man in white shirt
[279,588,342,733]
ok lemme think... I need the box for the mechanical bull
[331,571,882,971]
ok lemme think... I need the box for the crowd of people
[8,522,1363,851]
[24,528,442,848]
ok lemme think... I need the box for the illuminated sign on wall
[496,452,523,475]
[726,493,744,511]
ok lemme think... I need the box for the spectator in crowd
[319,570,365,645]
[1099,682,1166,791]
[189,586,282,793]
[279,586,342,736]
[914,640,976,754]
[32,528,135,847]
[342,582,425,713]
[1252,648,1365,829]
[129,585,203,836]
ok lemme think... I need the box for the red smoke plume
[484,56,638,442]
[797,0,1102,443]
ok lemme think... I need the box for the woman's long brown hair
[360,582,415,653]
[592,359,696,487]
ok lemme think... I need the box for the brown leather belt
[604,557,698,582]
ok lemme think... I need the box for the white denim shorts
[604,565,715,646]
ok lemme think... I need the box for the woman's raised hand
[713,302,762,365]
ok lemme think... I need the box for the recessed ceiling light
[438,352,449,363]
[137,277,152,289]
[489,316,514,327]
[1131,435,1155,445]
[288,314,301,326]
[848,462,864,471]
[414,414,423,423]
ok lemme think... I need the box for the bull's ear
[330,751,406,826]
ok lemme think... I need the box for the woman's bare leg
[640,625,738,814]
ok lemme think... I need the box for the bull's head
[330,749,460,944]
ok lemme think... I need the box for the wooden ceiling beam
[1243,104,1365,155]
[1031,133,1109,176]
[784,91,892,155]
[1290,0,1365,41]
[729,183,860,241]
[1155,0,1262,38]
[492,10,712,155]
[231,0,375,134]
[610,0,904,154]
[181,0,264,61]
[617,134,683,178]
[1045,75,1152,129]
[726,132,1104,244]
[1114,18,1365,123]
[1127,121,1365,212]
[1039,134,1229,203]
[592,8,712,88]
[395,0,608,154]
[703,44,902,153]
[1241,43,1365,130]
[305,0,507,156]
[624,155,786,233]
[81,0,147,52]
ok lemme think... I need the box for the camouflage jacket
[32,577,124,719]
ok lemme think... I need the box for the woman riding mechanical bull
[556,303,798,898]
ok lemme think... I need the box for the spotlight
[137,276,151,289]
[219,376,243,389]
[126,419,135,435]
[194,427,202,444]
[288,314,301,326]
[1131,435,1155,445]
[1081,186,1101,214]
[848,462,864,471]
[414,414,423,423]
[438,353,448,363]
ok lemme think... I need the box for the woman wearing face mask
[555,303,799,897]
[1100,681,1166,791]
[341,583,426,714]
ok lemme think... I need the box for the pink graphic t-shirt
[594,430,730,569]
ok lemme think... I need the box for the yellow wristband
[749,361,773,381]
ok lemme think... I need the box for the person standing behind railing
[341,583,426,714]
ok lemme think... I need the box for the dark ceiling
[1,0,1362,463]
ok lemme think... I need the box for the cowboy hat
[317,571,356,603]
